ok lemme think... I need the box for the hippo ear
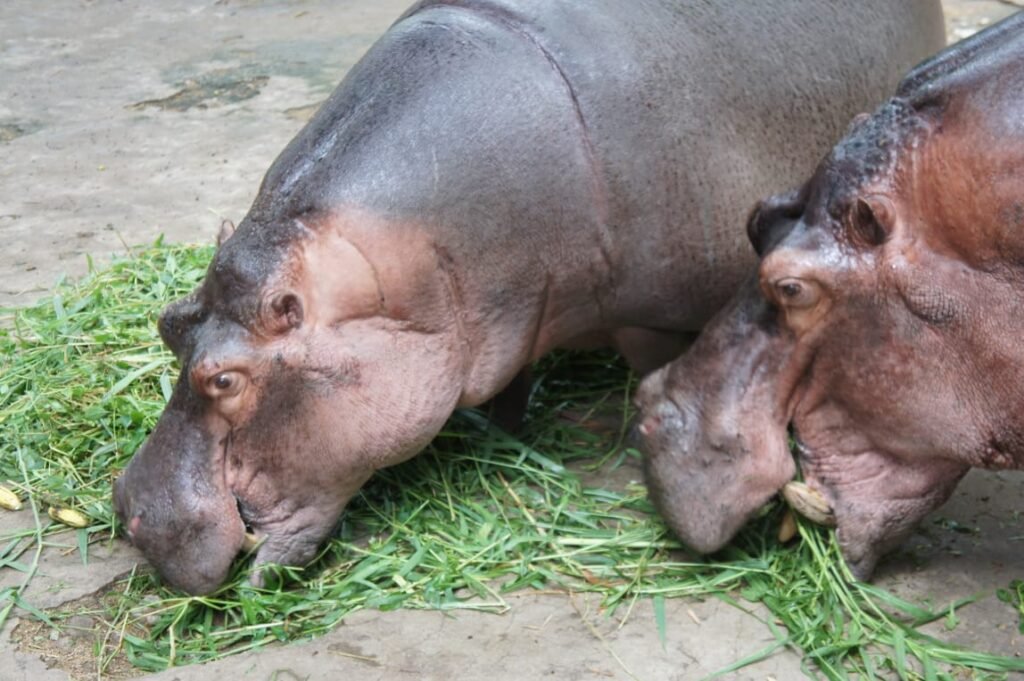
[159,295,204,356]
[848,195,895,248]
[217,220,237,247]
[261,291,304,334]
[746,183,809,256]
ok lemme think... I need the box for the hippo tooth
[241,531,263,553]
[777,509,798,543]
[782,481,837,528]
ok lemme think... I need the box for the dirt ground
[2,1,1023,679]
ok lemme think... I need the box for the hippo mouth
[234,496,266,554]
[782,432,839,526]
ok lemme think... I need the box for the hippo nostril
[636,396,689,444]
[638,416,660,437]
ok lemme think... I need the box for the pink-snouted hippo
[635,12,1024,581]
[113,0,944,594]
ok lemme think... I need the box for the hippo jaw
[638,40,1024,578]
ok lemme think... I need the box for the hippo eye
[207,371,245,398]
[774,278,819,309]
[779,281,802,298]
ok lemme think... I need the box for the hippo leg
[487,328,690,431]
[803,449,969,580]
[486,369,533,433]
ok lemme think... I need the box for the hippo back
[254,0,945,335]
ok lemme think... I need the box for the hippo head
[114,210,467,594]
[636,15,1024,579]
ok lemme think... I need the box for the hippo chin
[114,0,943,594]
[636,11,1024,580]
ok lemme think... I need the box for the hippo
[635,11,1024,581]
[113,0,944,594]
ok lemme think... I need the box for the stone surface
[0,511,141,610]
[0,0,410,308]
[139,595,801,681]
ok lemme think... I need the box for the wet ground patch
[0,120,42,143]
[283,101,323,122]
[130,69,270,112]
[0,124,26,143]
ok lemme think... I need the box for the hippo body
[115,0,944,594]
[636,11,1024,580]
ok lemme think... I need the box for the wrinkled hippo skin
[114,0,944,594]
[636,11,1024,581]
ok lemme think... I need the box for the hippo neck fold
[298,205,616,408]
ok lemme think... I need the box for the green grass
[1,241,1023,679]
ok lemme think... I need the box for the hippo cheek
[220,388,379,585]
[114,400,245,595]
[635,279,796,553]
[227,451,374,586]
[241,488,365,587]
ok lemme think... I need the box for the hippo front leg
[801,447,969,580]
[485,369,533,433]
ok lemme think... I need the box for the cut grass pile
[1,241,1023,680]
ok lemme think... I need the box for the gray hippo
[114,0,944,594]
[635,11,1024,580]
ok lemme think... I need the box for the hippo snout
[116,467,246,594]
[633,303,797,556]
[112,403,248,595]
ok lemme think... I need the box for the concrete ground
[1,1,1022,679]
